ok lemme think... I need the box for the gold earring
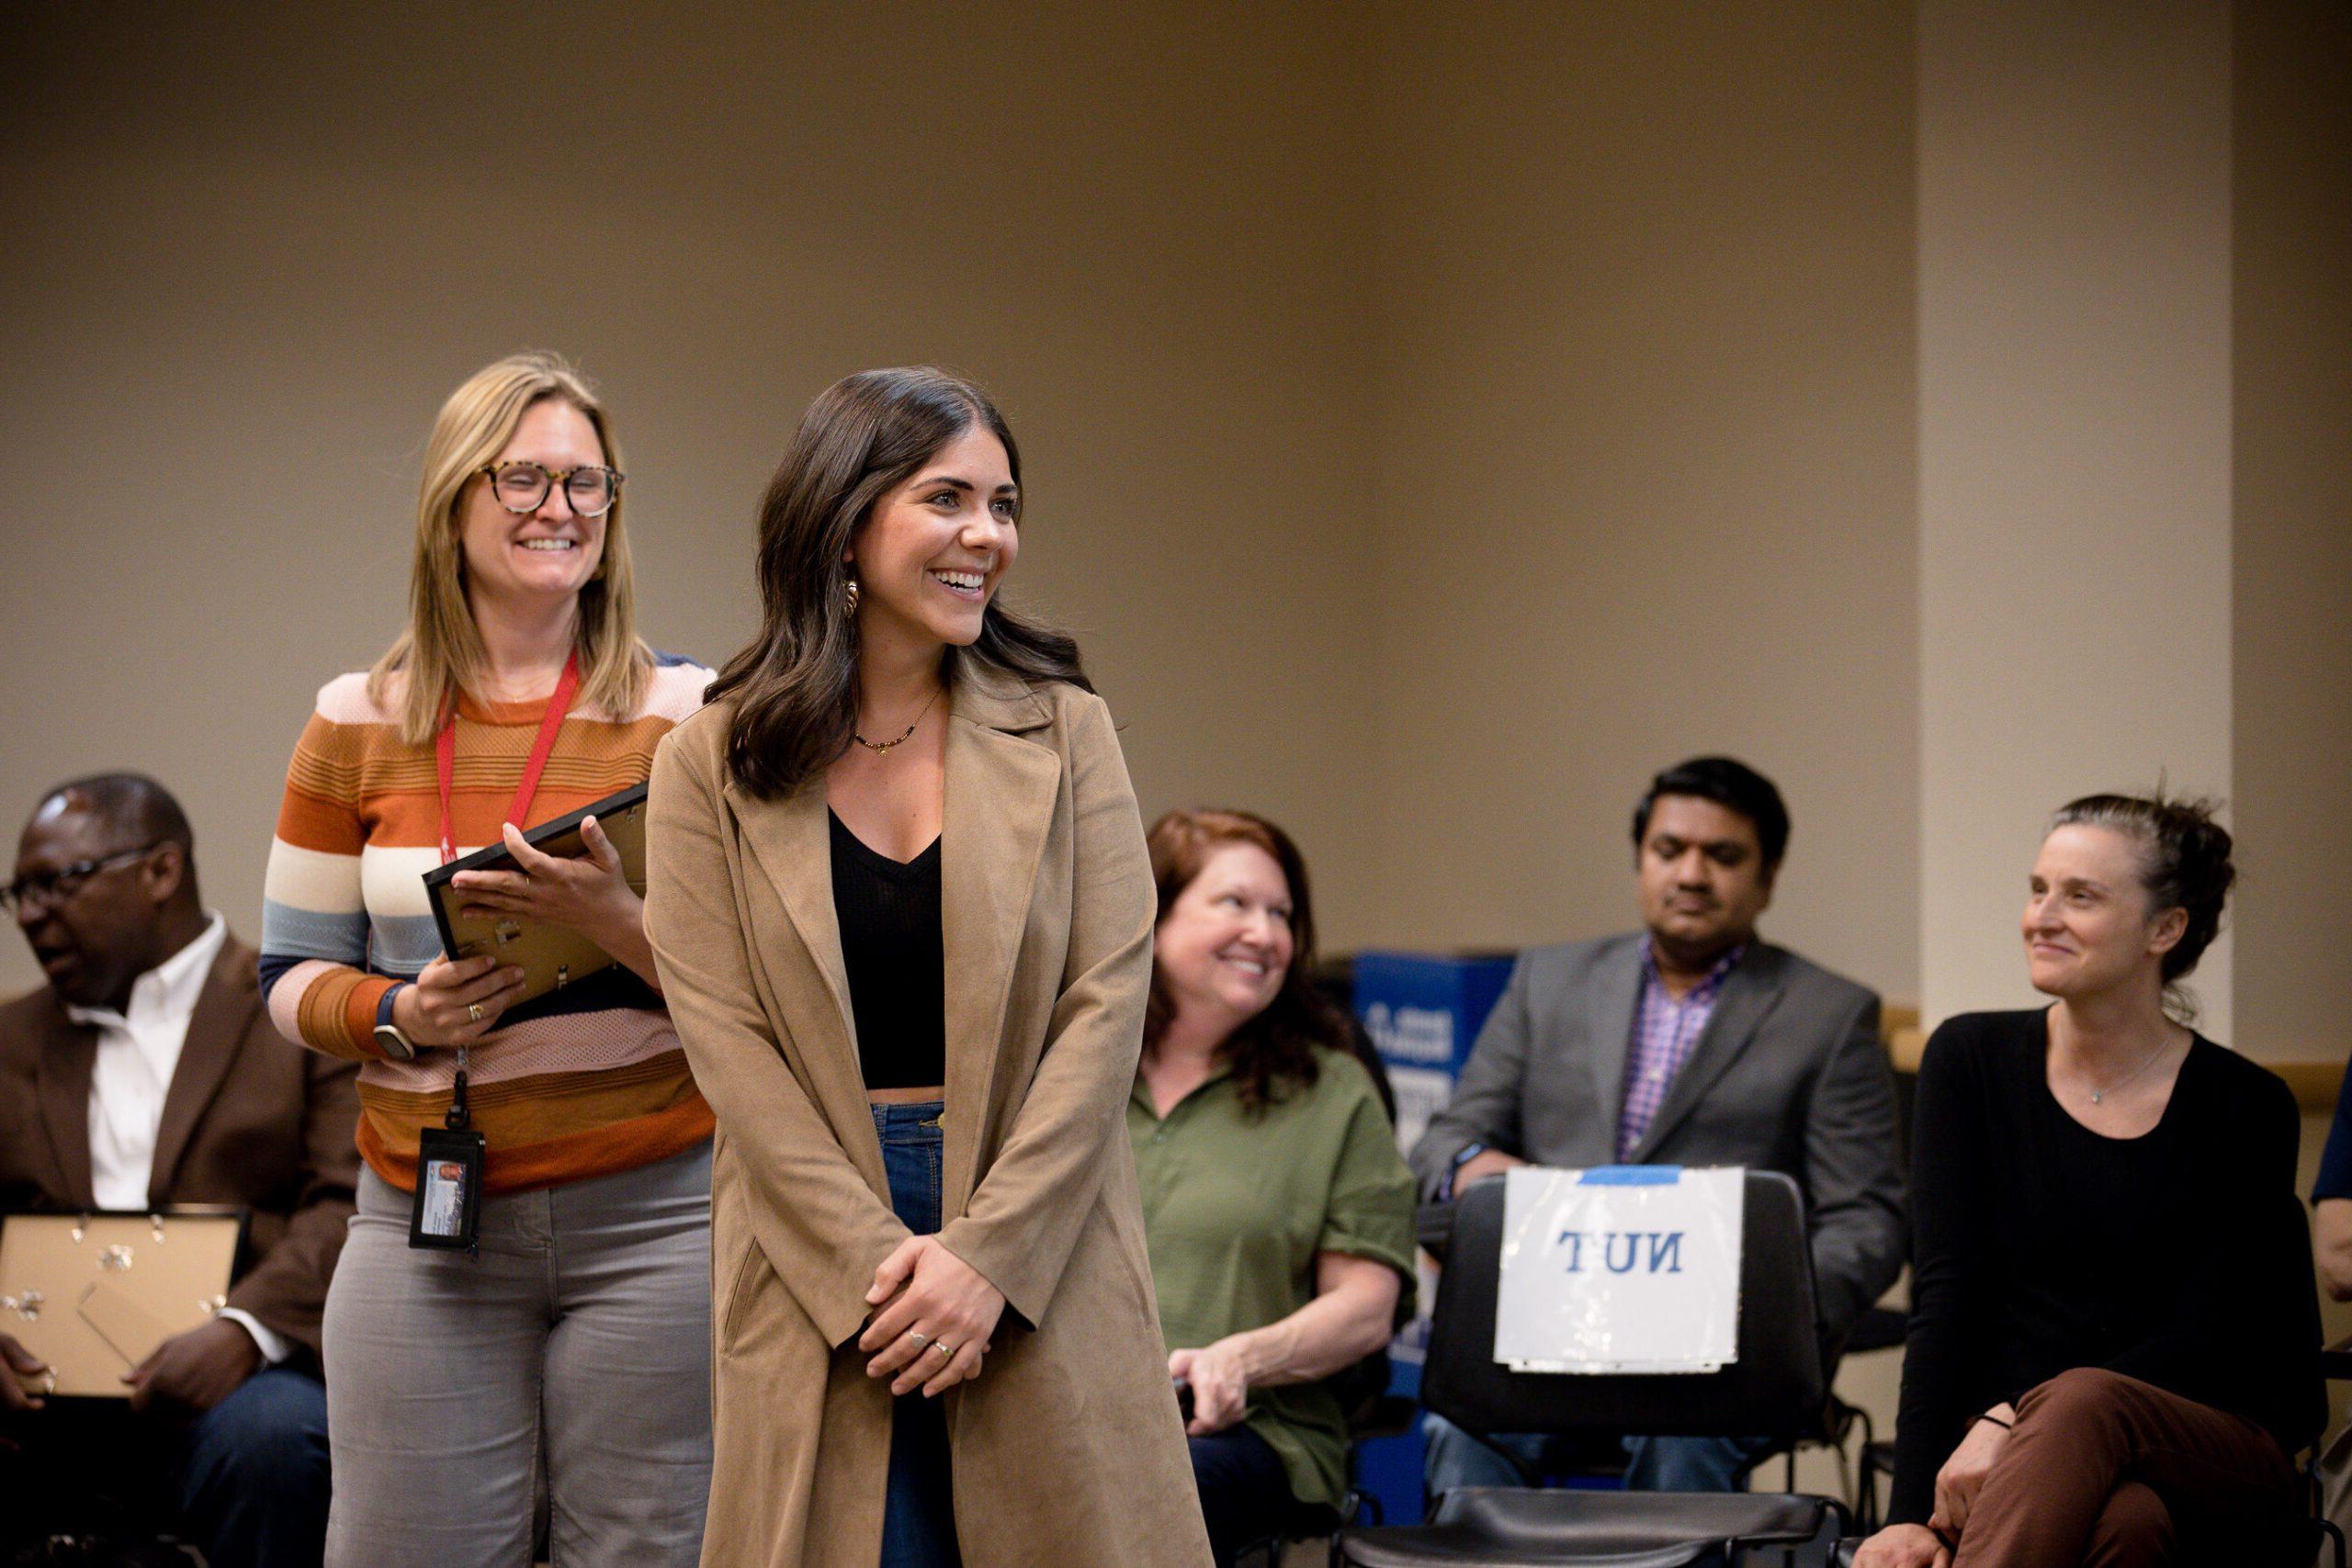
[844,578,861,615]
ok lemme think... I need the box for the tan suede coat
[645,667,1212,1568]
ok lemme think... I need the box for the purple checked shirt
[1614,941,1746,1160]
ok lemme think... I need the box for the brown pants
[1954,1368,2298,1567]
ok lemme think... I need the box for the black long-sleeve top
[1890,1009,2324,1526]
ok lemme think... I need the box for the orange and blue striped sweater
[259,654,716,1194]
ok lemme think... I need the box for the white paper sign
[1494,1165,1743,1374]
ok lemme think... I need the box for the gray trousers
[324,1142,714,1568]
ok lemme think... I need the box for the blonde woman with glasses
[259,352,717,1566]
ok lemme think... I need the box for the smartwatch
[372,984,417,1061]
[1441,1142,1490,1202]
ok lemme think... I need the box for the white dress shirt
[63,912,289,1364]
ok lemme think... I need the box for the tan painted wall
[1,2,1926,1006]
[1363,2,1923,998]
[1917,0,2236,1036]
[6,2,2338,1055]
[2233,0,2352,1068]
[0,3,1383,995]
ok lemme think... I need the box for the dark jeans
[1,1362,330,1568]
[1190,1424,1297,1568]
[874,1100,960,1568]
[180,1365,333,1568]
[1422,1411,1775,1495]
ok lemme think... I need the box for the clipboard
[422,781,651,1022]
[0,1207,246,1399]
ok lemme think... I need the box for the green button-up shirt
[1127,1048,1419,1512]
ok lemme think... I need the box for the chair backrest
[1422,1168,1826,1441]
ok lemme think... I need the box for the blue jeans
[179,1363,333,1568]
[874,1101,960,1568]
[1422,1411,1775,1497]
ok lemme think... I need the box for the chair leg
[1845,1404,1876,1529]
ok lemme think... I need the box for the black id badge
[410,1051,485,1252]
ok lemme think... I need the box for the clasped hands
[857,1235,1004,1399]
[397,818,638,1047]
[1852,1403,2014,1568]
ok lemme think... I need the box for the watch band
[1441,1141,1489,1201]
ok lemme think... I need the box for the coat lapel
[731,776,861,1083]
[1630,946,1784,1163]
[147,944,252,1203]
[1584,938,1644,1156]
[32,1002,97,1210]
[938,668,1057,1212]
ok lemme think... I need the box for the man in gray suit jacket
[1409,757,1906,1498]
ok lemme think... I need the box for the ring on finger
[930,1339,955,1358]
[904,1329,929,1349]
[467,1003,483,1023]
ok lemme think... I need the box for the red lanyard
[435,651,581,865]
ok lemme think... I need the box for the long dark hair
[1143,807,1352,1110]
[707,367,1090,799]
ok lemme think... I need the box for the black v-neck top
[828,811,944,1090]
[1889,1008,2323,1525]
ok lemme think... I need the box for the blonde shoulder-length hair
[369,351,649,745]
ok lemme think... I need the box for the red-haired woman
[1131,807,1418,1567]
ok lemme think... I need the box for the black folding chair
[1335,1169,1847,1567]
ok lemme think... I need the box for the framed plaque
[1,1208,246,1399]
[421,781,651,1023]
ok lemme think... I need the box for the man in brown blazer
[0,773,359,1567]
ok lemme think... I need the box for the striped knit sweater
[260,652,716,1195]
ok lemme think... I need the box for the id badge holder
[410,1049,486,1253]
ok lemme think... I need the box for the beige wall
[2,2,1926,1005]
[1363,2,1923,998]
[3,3,2344,1058]
[1917,0,2236,1035]
[0,3,1385,995]
[2233,0,2352,1068]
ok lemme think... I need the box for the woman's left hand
[451,818,639,953]
[1928,1404,2015,1539]
[859,1236,1006,1398]
[1168,1340,1251,1436]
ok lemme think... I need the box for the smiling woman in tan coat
[644,367,1212,1568]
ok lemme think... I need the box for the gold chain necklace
[853,686,943,754]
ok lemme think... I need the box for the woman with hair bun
[1854,795,2323,1568]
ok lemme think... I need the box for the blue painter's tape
[1577,1166,1681,1186]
